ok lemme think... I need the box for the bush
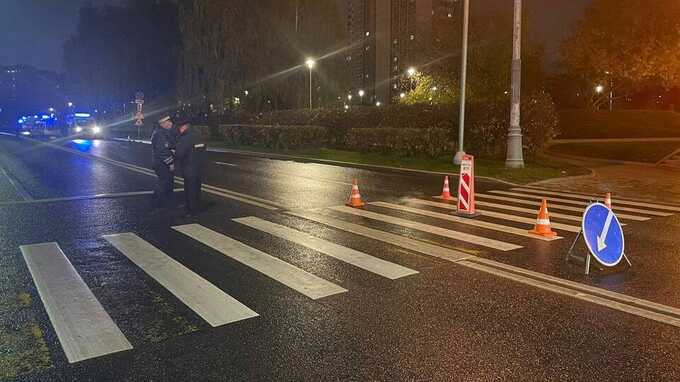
[345,128,454,157]
[200,90,559,157]
[214,124,328,150]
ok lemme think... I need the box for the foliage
[563,0,680,88]
[177,0,347,113]
[201,90,559,158]
[345,128,453,157]
[558,109,680,139]
[398,73,456,105]
[63,1,180,108]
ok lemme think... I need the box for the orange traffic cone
[439,176,452,200]
[529,199,557,238]
[346,179,365,208]
[604,192,612,209]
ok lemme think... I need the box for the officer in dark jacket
[175,119,205,217]
[151,115,176,210]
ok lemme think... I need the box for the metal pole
[506,0,525,168]
[453,0,470,165]
[309,67,313,110]
[609,76,613,112]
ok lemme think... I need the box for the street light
[595,85,604,93]
[454,0,470,165]
[305,58,316,110]
[67,102,73,108]
[358,89,365,97]
[407,67,417,77]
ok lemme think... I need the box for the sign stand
[456,154,480,218]
[565,202,631,275]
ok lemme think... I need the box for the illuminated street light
[305,58,316,110]
[358,89,365,97]
[595,85,604,93]
[48,107,55,112]
[67,102,74,108]
[376,101,382,107]
[400,92,406,99]
[347,94,353,101]
[407,67,417,77]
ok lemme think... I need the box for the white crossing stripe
[513,187,680,212]
[173,224,347,299]
[103,233,258,327]
[477,193,650,222]
[408,199,581,233]
[327,206,522,251]
[371,202,562,241]
[233,217,418,280]
[20,243,133,363]
[286,211,472,263]
[490,190,672,217]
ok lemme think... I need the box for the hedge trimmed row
[199,90,559,157]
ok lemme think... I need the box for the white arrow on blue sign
[582,202,625,267]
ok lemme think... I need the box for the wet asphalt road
[1,135,680,381]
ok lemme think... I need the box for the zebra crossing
[15,187,679,364]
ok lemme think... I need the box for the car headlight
[92,126,101,134]
[74,127,83,133]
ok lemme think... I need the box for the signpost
[134,91,144,137]
[456,154,478,217]
[566,202,631,275]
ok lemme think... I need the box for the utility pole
[506,0,524,169]
[454,0,470,165]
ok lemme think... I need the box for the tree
[63,1,180,111]
[563,0,680,88]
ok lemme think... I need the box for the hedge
[199,90,558,158]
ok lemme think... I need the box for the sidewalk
[532,160,680,204]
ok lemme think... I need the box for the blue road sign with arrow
[582,202,625,267]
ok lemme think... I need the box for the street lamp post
[505,0,525,169]
[305,58,315,110]
[454,0,470,165]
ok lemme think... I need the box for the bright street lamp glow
[305,58,316,69]
[48,107,55,112]
[376,101,382,107]
[67,102,74,107]
[347,94,353,100]
[400,92,406,98]
[407,67,416,76]
[595,85,604,93]
[358,89,365,97]
[431,87,437,91]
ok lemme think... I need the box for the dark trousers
[153,164,175,208]
[184,174,202,214]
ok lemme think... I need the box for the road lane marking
[0,190,187,206]
[20,242,132,363]
[327,206,522,251]
[286,210,472,263]
[173,224,347,299]
[0,160,33,201]
[214,162,238,167]
[371,201,562,241]
[103,233,258,327]
[233,217,418,280]
[477,193,650,222]
[18,138,285,210]
[425,198,584,223]
[460,258,680,328]
[514,187,680,212]
[407,199,581,233]
[490,190,672,217]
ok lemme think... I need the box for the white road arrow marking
[597,210,614,252]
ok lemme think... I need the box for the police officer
[174,119,205,217]
[151,115,176,211]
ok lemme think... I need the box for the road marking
[477,193,650,222]
[490,190,672,217]
[514,187,680,212]
[20,242,132,363]
[103,233,258,327]
[214,162,238,167]
[0,160,32,200]
[233,217,418,280]
[408,199,581,233]
[173,224,347,299]
[286,210,472,263]
[20,138,285,210]
[427,198,584,223]
[460,258,680,328]
[371,201,562,241]
[0,190,187,206]
[327,206,522,251]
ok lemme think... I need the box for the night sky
[0,0,591,73]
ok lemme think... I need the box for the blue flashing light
[33,115,39,118]
[74,113,91,118]
[71,139,93,152]
[41,115,50,120]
